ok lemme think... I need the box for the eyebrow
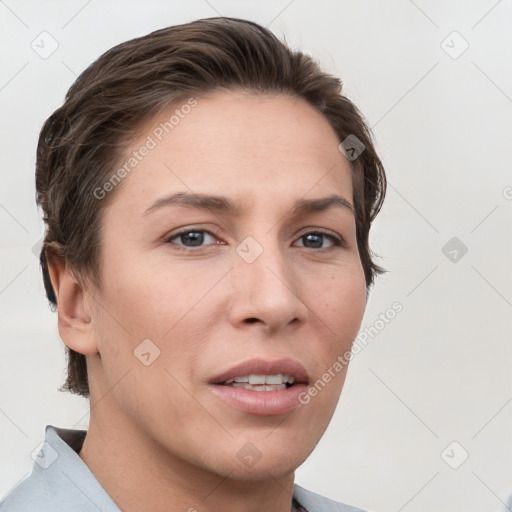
[144,192,354,217]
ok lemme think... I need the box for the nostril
[245,318,259,324]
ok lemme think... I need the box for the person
[0,16,386,512]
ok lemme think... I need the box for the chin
[189,441,308,483]
[220,455,302,483]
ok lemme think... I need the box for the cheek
[317,267,367,335]
[92,255,231,391]
[307,273,365,415]
[100,255,218,335]
[308,267,366,405]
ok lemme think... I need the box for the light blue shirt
[0,425,366,511]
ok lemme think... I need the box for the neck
[79,398,296,512]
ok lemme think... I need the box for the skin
[47,89,367,512]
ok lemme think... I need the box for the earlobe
[45,243,98,356]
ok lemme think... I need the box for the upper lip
[209,357,310,385]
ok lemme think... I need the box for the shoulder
[0,425,119,512]
[0,466,53,511]
[293,483,368,512]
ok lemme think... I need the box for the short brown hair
[36,17,387,397]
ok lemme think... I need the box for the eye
[165,229,220,249]
[295,230,344,250]
[164,228,345,251]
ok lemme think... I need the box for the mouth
[220,373,296,392]
[208,357,310,415]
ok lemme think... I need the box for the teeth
[231,383,287,391]
[223,374,295,385]
[248,375,267,385]
[264,374,283,384]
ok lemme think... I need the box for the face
[86,89,367,481]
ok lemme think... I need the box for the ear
[45,243,98,356]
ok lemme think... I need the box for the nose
[228,237,309,335]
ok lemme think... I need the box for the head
[37,17,386,480]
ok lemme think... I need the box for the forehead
[106,90,353,216]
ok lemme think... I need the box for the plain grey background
[1,1,511,511]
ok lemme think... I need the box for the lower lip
[208,383,308,415]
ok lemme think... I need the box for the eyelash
[164,228,346,252]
